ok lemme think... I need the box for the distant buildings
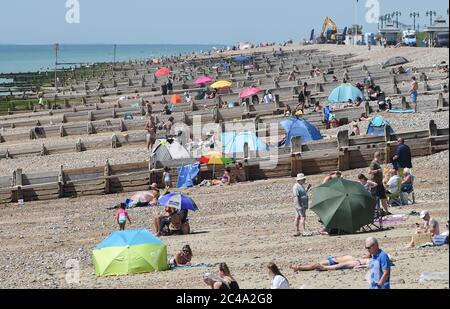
[424,17,449,47]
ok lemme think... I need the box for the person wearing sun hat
[292,173,312,237]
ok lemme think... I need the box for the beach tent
[221,131,269,154]
[151,139,193,165]
[93,229,168,276]
[367,115,395,135]
[177,163,201,189]
[310,179,377,234]
[280,117,323,146]
[328,83,364,104]
[382,56,409,69]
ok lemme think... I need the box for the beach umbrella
[158,192,199,211]
[281,117,323,146]
[93,229,168,276]
[211,80,232,89]
[239,87,261,99]
[328,83,364,104]
[234,55,251,63]
[195,76,215,85]
[170,95,183,104]
[310,179,377,234]
[198,151,234,178]
[155,67,171,77]
[199,151,234,165]
[382,56,409,69]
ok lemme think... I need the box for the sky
[0,0,448,45]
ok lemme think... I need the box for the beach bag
[432,235,449,246]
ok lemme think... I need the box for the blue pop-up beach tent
[328,83,364,104]
[281,117,323,146]
[367,115,395,135]
[221,131,268,154]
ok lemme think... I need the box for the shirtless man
[290,255,370,272]
[406,210,441,248]
[145,114,157,151]
[409,77,419,112]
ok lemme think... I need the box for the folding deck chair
[360,198,384,232]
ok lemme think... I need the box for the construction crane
[319,16,345,44]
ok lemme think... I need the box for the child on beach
[163,167,172,190]
[116,203,131,231]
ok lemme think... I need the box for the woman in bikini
[290,255,370,272]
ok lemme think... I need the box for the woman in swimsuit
[290,255,370,272]
[212,168,232,186]
[203,263,240,289]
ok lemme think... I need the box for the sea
[0,44,220,75]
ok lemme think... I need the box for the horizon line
[0,43,229,46]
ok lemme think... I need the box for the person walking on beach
[392,138,412,176]
[365,237,391,289]
[368,152,390,216]
[145,114,157,152]
[293,173,312,237]
[409,76,419,112]
[116,203,131,231]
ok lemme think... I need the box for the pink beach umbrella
[240,87,261,99]
[155,67,171,77]
[195,76,215,85]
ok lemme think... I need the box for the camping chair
[386,178,403,207]
[360,198,383,233]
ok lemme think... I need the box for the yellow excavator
[319,17,346,44]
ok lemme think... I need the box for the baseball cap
[420,210,429,219]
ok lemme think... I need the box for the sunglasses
[365,244,375,250]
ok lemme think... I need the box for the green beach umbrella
[93,229,168,276]
[310,179,376,233]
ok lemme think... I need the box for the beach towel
[388,109,415,114]
[177,163,200,189]
[173,263,218,269]
[382,215,409,223]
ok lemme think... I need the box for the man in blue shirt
[366,237,391,289]
[393,138,412,175]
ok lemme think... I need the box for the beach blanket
[172,263,218,269]
[382,215,409,223]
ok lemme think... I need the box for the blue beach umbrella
[158,193,199,211]
[328,83,364,104]
[281,117,323,146]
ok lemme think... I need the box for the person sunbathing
[290,255,370,272]
[212,168,232,186]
